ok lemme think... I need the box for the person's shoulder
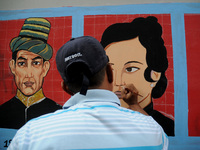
[38,97,62,108]
[119,107,162,127]
[31,108,64,121]
[17,108,64,132]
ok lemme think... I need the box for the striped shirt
[8,89,168,150]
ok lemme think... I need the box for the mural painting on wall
[0,18,62,130]
[86,15,175,136]
[0,15,174,138]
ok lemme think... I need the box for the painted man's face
[9,50,50,96]
[105,37,155,108]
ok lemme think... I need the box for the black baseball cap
[56,36,109,95]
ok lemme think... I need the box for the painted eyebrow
[124,61,143,66]
[17,56,42,61]
[32,56,42,60]
[17,56,26,61]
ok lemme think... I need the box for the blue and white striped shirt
[8,89,168,150]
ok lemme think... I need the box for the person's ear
[106,64,113,83]
[9,59,16,75]
[42,61,50,77]
[151,70,161,82]
[61,81,74,96]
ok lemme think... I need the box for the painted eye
[18,62,25,66]
[33,61,41,65]
[125,67,139,73]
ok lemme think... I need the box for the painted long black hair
[101,16,168,98]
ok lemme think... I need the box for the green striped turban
[10,18,53,60]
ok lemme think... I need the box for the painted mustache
[24,81,34,87]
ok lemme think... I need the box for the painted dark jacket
[144,102,175,136]
[0,97,62,129]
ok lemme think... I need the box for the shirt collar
[16,88,45,107]
[63,89,120,109]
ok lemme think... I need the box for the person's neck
[91,78,113,92]
[16,89,45,107]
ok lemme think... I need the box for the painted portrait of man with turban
[0,18,62,129]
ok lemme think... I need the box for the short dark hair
[65,62,106,94]
[101,16,168,98]
[12,51,18,61]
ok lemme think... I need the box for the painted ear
[42,61,50,77]
[151,70,161,81]
[61,81,74,96]
[106,64,113,83]
[9,59,16,75]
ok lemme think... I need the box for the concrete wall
[0,0,200,10]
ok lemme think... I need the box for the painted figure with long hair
[101,16,174,136]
